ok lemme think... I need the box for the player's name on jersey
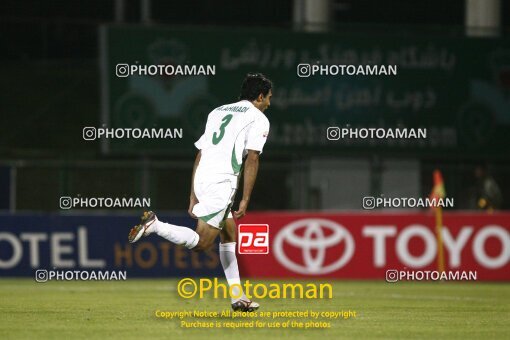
[216,105,249,113]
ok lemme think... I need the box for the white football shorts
[192,179,236,229]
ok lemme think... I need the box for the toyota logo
[273,218,355,275]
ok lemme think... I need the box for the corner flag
[430,169,446,272]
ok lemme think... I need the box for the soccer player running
[128,73,272,312]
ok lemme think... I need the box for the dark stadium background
[1,3,509,339]
[1,0,509,212]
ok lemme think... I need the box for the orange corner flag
[429,169,446,207]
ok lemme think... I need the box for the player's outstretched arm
[234,149,260,219]
[188,150,201,218]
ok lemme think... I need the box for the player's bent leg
[192,219,221,252]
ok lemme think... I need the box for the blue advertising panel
[0,214,223,277]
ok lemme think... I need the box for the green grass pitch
[0,278,509,339]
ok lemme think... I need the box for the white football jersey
[194,100,270,185]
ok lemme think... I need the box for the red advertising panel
[237,212,510,281]
[238,224,270,254]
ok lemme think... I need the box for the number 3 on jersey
[212,114,233,145]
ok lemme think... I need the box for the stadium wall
[0,212,508,280]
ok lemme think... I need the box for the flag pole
[431,169,446,273]
[435,206,445,273]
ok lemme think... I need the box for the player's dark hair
[239,73,273,101]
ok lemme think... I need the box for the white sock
[150,218,199,249]
[220,242,247,303]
